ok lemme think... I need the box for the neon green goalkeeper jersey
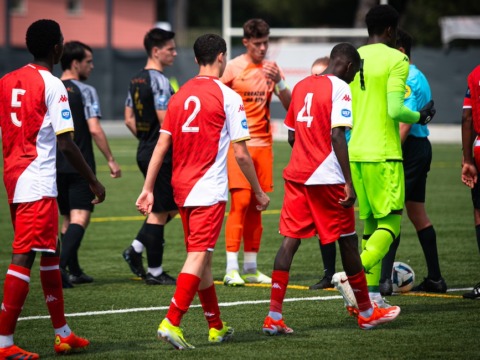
[349,43,410,161]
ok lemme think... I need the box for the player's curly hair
[193,34,226,66]
[243,18,270,39]
[365,5,399,36]
[26,19,62,59]
[144,28,175,56]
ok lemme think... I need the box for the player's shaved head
[327,43,360,84]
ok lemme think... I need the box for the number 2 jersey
[283,74,353,185]
[0,64,74,204]
[161,75,250,207]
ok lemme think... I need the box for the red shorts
[9,197,58,254]
[179,202,226,252]
[279,180,355,244]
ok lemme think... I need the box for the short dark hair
[144,28,175,56]
[243,18,270,39]
[365,5,399,36]
[193,34,226,66]
[396,28,412,58]
[60,41,92,71]
[330,42,361,69]
[26,19,62,59]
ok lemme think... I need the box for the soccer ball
[391,261,415,293]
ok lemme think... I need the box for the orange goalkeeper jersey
[221,54,284,146]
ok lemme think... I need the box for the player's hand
[108,160,122,178]
[339,182,356,208]
[262,61,282,84]
[136,191,154,215]
[418,100,436,125]
[89,180,106,204]
[461,162,478,188]
[254,191,270,211]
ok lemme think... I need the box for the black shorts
[57,173,95,215]
[137,159,177,213]
[402,136,432,203]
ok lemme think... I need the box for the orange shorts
[9,197,58,254]
[227,144,273,192]
[179,202,226,252]
[279,180,355,244]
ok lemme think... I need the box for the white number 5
[11,88,26,127]
[296,92,314,127]
[182,96,200,133]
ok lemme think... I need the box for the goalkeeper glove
[418,100,436,125]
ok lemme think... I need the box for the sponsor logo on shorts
[61,110,71,120]
[241,119,248,129]
[341,109,351,117]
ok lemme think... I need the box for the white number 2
[11,88,26,127]
[182,96,200,133]
[296,92,314,127]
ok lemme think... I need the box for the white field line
[19,295,343,321]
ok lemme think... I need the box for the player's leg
[242,145,273,284]
[309,240,336,290]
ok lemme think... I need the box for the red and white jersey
[0,64,74,203]
[161,75,249,207]
[464,65,480,135]
[283,74,353,185]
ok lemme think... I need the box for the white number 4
[296,92,314,127]
[182,96,200,132]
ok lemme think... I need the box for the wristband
[276,79,287,92]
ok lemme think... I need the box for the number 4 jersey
[283,74,353,185]
[0,64,74,203]
[161,75,250,207]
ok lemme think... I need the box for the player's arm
[331,126,356,208]
[264,61,291,111]
[57,131,105,204]
[87,117,121,178]
[461,107,477,188]
[136,131,172,215]
[232,140,270,211]
[399,82,417,142]
[287,129,295,148]
[124,106,136,136]
[156,109,167,127]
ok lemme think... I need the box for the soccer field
[0,139,478,359]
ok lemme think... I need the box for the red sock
[198,285,223,330]
[269,270,289,314]
[40,257,66,329]
[347,269,372,312]
[166,273,201,326]
[0,264,30,335]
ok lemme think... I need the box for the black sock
[142,223,165,269]
[475,225,480,253]
[418,226,442,280]
[319,241,336,278]
[60,223,85,275]
[135,221,149,247]
[380,235,400,282]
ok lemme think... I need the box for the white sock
[369,292,384,304]
[148,266,163,277]
[243,252,257,274]
[54,324,72,338]
[226,252,239,273]
[268,311,282,320]
[359,307,374,318]
[0,335,13,348]
[132,240,144,253]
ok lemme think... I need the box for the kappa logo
[272,282,282,289]
[204,312,215,317]
[342,94,351,102]
[238,104,245,112]
[58,95,68,103]
[45,294,58,303]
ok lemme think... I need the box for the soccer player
[311,56,329,75]
[379,29,447,295]
[58,41,121,288]
[262,43,400,334]
[136,33,270,349]
[460,64,480,300]
[220,18,291,286]
[123,28,179,285]
[335,4,436,309]
[0,19,105,358]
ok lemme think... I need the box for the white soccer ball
[391,261,415,293]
